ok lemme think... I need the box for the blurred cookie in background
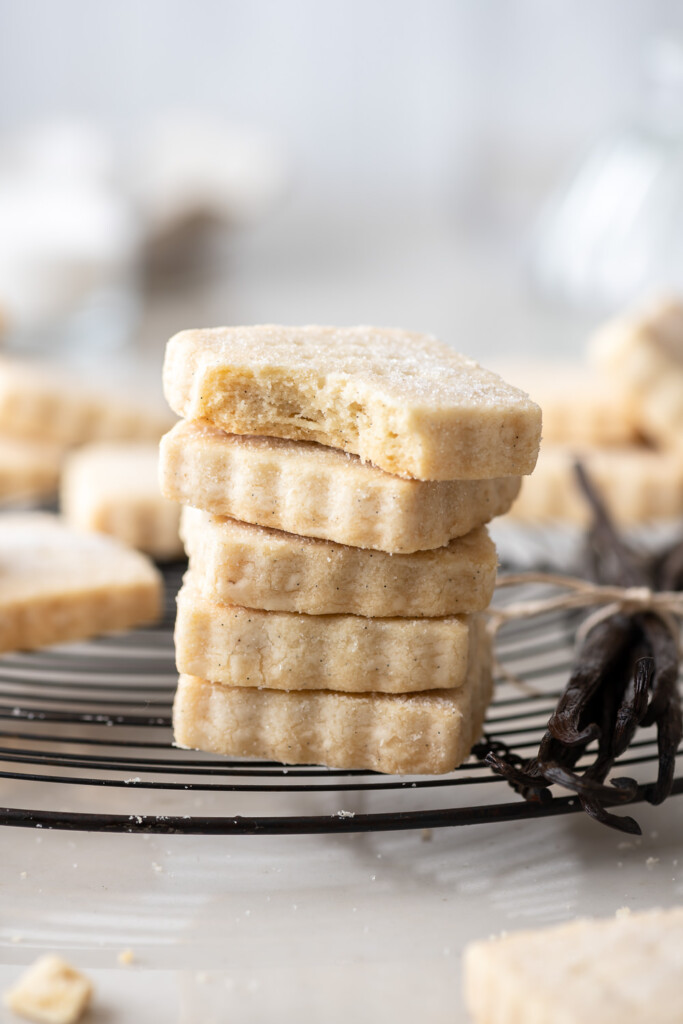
[509,443,683,526]
[491,360,638,445]
[0,434,65,503]
[501,295,683,526]
[590,295,683,449]
[61,441,183,562]
[0,355,173,447]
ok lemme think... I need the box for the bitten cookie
[590,296,683,448]
[163,325,541,480]
[181,507,497,617]
[160,420,521,553]
[464,906,683,1024]
[175,572,474,693]
[173,617,492,774]
[62,442,183,561]
[0,513,162,652]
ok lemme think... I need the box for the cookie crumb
[3,954,93,1023]
[117,949,135,966]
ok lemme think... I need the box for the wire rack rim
[1,780,681,835]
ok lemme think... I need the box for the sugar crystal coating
[163,325,541,480]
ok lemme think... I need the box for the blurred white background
[2,0,683,364]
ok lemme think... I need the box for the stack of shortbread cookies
[159,326,541,774]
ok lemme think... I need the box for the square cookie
[181,506,497,617]
[62,442,183,561]
[163,325,541,480]
[173,617,492,774]
[160,420,521,553]
[464,907,683,1024]
[0,513,162,652]
[175,572,473,693]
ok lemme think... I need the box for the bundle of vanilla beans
[485,464,682,834]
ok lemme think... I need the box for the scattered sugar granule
[646,856,660,868]
[3,954,93,1023]
[615,906,632,919]
[335,810,355,818]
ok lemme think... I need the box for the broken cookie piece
[4,955,93,1024]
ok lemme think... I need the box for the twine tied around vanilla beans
[487,572,683,692]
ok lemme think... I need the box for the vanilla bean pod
[486,463,682,834]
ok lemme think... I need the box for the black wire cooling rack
[0,561,680,835]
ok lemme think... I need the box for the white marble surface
[0,801,680,1023]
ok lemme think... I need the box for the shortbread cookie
[464,906,683,1024]
[62,442,183,560]
[590,297,683,447]
[163,325,541,480]
[181,507,497,616]
[175,572,472,693]
[510,443,683,524]
[160,420,521,552]
[4,955,93,1024]
[0,513,162,652]
[0,355,173,446]
[173,620,492,774]
[0,434,64,501]
[493,361,637,444]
